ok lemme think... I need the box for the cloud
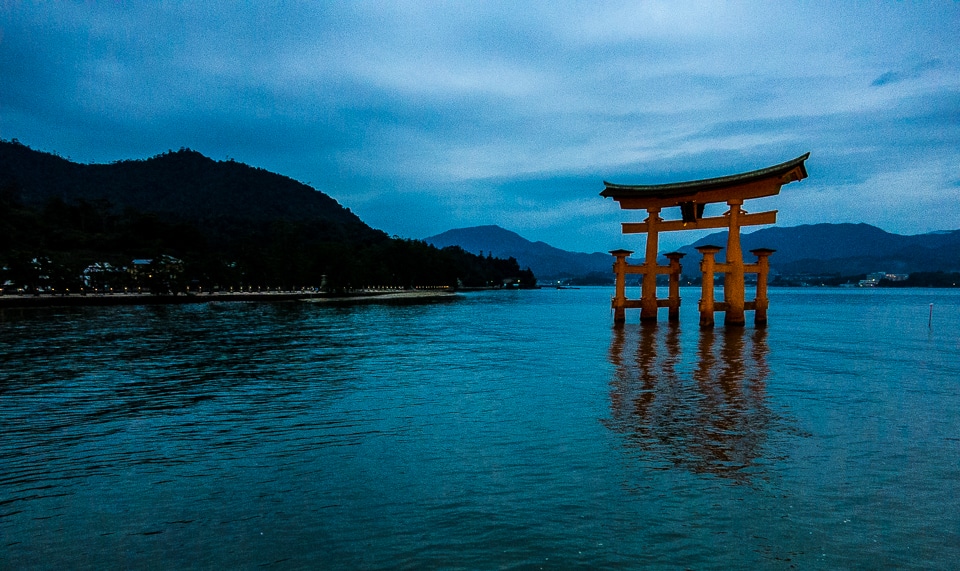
[871,59,943,86]
[1,1,959,253]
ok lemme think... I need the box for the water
[2,288,959,569]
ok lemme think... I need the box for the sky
[1,2,958,253]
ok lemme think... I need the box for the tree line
[0,185,536,294]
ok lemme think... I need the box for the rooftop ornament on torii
[600,153,810,327]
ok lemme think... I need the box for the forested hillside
[0,140,535,292]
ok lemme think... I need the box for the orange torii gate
[601,153,809,327]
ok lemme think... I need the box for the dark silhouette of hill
[677,223,960,275]
[0,140,535,291]
[424,225,613,278]
[0,139,379,244]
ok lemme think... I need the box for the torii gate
[601,153,809,327]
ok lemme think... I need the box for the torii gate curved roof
[601,153,809,208]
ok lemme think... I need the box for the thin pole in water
[929,303,933,329]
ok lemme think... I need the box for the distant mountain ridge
[678,223,960,275]
[427,223,960,280]
[424,225,612,279]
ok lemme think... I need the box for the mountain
[424,222,960,283]
[0,140,535,291]
[424,225,613,279]
[676,223,960,275]
[0,139,381,243]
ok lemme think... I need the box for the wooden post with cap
[610,249,632,324]
[665,252,685,321]
[750,248,775,326]
[697,245,722,328]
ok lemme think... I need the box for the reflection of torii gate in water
[601,153,809,327]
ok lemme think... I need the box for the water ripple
[2,290,959,569]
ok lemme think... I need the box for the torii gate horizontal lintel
[622,210,777,234]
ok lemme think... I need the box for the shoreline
[0,289,460,309]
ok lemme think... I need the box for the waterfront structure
[601,153,809,326]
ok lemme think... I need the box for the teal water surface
[2,288,959,569]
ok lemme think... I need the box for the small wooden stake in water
[929,303,933,329]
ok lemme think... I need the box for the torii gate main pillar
[640,207,660,321]
[600,153,809,327]
[724,199,746,326]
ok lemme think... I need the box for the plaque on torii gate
[601,153,809,327]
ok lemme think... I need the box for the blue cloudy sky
[1,2,958,253]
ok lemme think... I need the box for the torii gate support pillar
[751,248,775,327]
[697,245,722,328]
[665,252,685,322]
[610,249,632,324]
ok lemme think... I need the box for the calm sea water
[2,287,959,570]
